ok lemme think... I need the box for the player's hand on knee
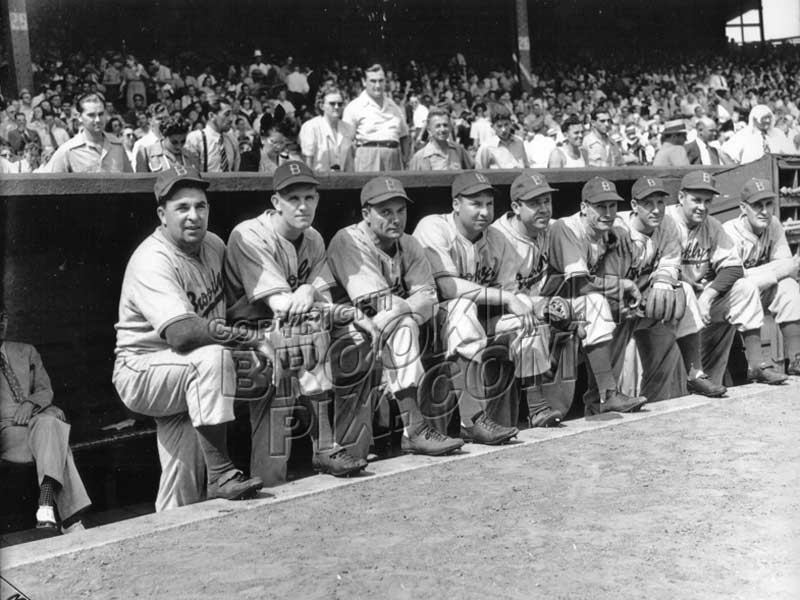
[13,401,35,426]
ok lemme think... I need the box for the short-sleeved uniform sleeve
[328,226,394,303]
[412,215,459,278]
[548,219,591,278]
[225,223,291,303]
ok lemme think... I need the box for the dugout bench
[1,156,793,532]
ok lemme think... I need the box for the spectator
[299,88,354,173]
[408,106,473,171]
[132,102,170,172]
[409,94,429,149]
[653,119,690,167]
[582,108,622,167]
[275,88,296,119]
[122,54,149,109]
[40,93,132,173]
[547,114,588,168]
[522,115,556,169]
[185,98,239,172]
[723,104,796,164]
[248,49,271,78]
[474,105,528,169]
[469,102,493,149]
[7,112,41,156]
[136,114,199,172]
[686,117,726,165]
[121,125,137,165]
[342,63,409,171]
[40,110,70,154]
[102,58,123,105]
[0,305,91,533]
[257,117,292,174]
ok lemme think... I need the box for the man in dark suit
[686,117,725,166]
[0,305,90,533]
[7,112,41,156]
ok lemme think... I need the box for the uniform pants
[762,277,800,324]
[113,345,237,510]
[354,146,402,172]
[0,407,91,521]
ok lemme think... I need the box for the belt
[359,140,399,149]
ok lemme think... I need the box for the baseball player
[665,171,781,386]
[326,177,464,456]
[412,171,545,442]
[614,176,727,400]
[224,160,371,484]
[723,177,800,377]
[490,171,580,425]
[544,176,648,414]
[113,165,263,511]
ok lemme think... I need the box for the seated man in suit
[0,305,91,533]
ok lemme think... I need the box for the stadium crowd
[2,44,800,173]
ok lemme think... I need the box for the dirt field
[3,385,799,600]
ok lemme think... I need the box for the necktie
[762,133,771,155]
[219,135,229,172]
[0,352,26,404]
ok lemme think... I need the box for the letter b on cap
[385,178,397,190]
[174,164,188,177]
[601,180,612,191]
[288,163,302,175]
[754,180,765,191]
[702,172,711,183]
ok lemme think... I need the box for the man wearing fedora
[653,119,690,167]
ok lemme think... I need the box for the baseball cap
[360,176,412,207]
[273,160,319,191]
[154,165,209,202]
[740,177,776,204]
[680,170,720,195]
[510,171,557,202]
[451,171,494,199]
[631,176,668,201]
[581,176,623,204]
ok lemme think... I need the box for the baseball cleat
[585,390,648,416]
[401,424,464,456]
[460,411,518,445]
[528,407,563,428]
[312,448,368,477]
[787,355,800,377]
[747,363,788,385]
[207,471,264,501]
[687,374,727,397]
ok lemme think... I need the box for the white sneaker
[36,505,57,529]
[62,520,85,534]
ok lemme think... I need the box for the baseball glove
[643,276,686,322]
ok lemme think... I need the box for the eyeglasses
[327,101,343,106]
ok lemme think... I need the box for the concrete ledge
[0,380,789,570]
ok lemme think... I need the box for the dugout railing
[0,156,790,530]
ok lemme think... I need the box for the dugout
[1,156,796,531]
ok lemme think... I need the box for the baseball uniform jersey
[614,210,682,288]
[723,214,792,269]
[225,210,335,321]
[490,212,551,295]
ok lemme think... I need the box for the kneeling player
[225,161,372,483]
[327,177,464,456]
[615,176,726,399]
[545,177,648,415]
[414,172,542,443]
[666,172,781,386]
[724,177,799,377]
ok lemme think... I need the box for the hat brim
[513,186,558,202]
[585,191,623,203]
[363,191,413,206]
[157,176,210,201]
[453,182,494,198]
[275,174,320,191]
[742,189,777,204]
[633,188,668,201]
[682,184,720,195]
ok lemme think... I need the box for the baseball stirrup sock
[677,333,703,374]
[196,424,235,484]
[39,476,60,507]
[585,342,616,394]
[741,329,763,369]
[394,387,424,432]
[780,321,800,359]
[310,393,335,453]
